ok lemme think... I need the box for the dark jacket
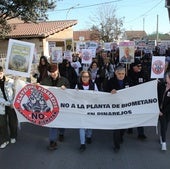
[158,82,170,117]
[88,68,102,91]
[40,75,70,88]
[128,69,147,86]
[77,80,95,91]
[59,61,77,89]
[37,56,51,83]
[106,76,131,92]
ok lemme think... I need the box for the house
[0,18,77,58]
[122,30,147,41]
[73,30,100,42]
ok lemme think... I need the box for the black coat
[158,82,170,118]
[106,76,131,92]
[76,81,95,91]
[40,75,70,89]
[128,69,147,86]
[59,65,78,89]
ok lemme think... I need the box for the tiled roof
[125,31,147,40]
[73,30,96,41]
[6,20,77,38]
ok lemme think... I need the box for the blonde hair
[103,57,110,64]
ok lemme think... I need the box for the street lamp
[66,4,79,19]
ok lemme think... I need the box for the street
[0,123,170,169]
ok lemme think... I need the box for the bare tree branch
[89,4,124,41]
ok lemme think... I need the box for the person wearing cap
[127,59,148,140]
[40,64,70,150]
[106,65,131,152]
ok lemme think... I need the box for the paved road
[0,123,170,169]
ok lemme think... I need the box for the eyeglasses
[82,76,90,78]
[137,65,142,67]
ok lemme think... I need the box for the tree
[89,5,124,42]
[147,32,170,40]
[0,0,56,37]
[89,25,100,41]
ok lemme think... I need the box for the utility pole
[143,18,145,32]
[156,14,159,46]
[142,17,145,40]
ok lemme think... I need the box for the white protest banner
[104,42,111,51]
[85,41,97,58]
[76,41,86,53]
[49,41,56,57]
[51,47,63,63]
[71,61,82,76]
[86,41,98,49]
[151,56,165,79]
[81,49,93,64]
[63,50,72,62]
[147,40,156,51]
[32,48,39,64]
[119,41,135,63]
[135,40,147,50]
[159,44,166,55]
[14,80,159,129]
[5,39,35,77]
[88,47,96,58]
[110,42,118,51]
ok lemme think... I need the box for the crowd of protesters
[0,45,170,154]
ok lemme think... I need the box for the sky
[47,0,170,35]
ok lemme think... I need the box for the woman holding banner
[75,70,98,152]
[158,71,170,151]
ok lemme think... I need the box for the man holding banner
[106,65,131,152]
[40,64,70,150]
